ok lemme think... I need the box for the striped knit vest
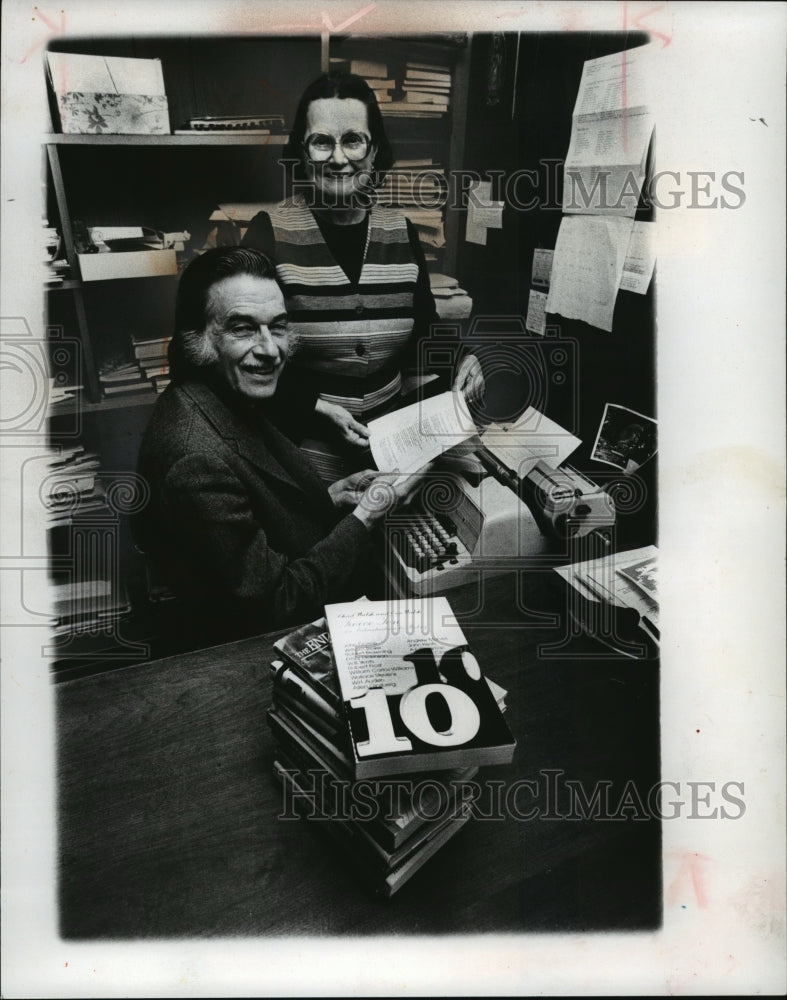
[269,197,418,417]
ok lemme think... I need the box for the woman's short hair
[283,71,394,185]
[168,246,281,380]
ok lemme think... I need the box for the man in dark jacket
[134,246,419,648]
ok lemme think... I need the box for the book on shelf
[361,78,396,89]
[102,381,155,397]
[402,80,452,94]
[402,75,451,86]
[78,248,178,281]
[404,91,450,106]
[45,448,109,525]
[48,574,130,632]
[406,61,450,74]
[133,337,169,362]
[177,114,286,133]
[100,369,145,387]
[348,59,388,79]
[404,68,452,84]
[324,597,516,779]
[394,158,438,169]
[380,104,447,117]
[48,377,82,405]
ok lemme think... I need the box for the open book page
[480,406,582,478]
[325,597,467,701]
[368,391,476,473]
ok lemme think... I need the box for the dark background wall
[457,33,656,548]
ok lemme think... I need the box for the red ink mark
[258,77,293,109]
[623,2,672,49]
[667,851,709,909]
[270,2,375,33]
[64,962,68,968]
[330,2,377,32]
[21,6,66,62]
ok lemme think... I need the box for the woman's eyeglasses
[304,131,371,162]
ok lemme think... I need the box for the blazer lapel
[181,380,306,496]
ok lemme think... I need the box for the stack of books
[99,357,154,399]
[45,445,107,528]
[377,157,446,260]
[99,336,170,398]
[48,577,131,638]
[377,160,447,211]
[429,273,473,320]
[267,597,516,897]
[329,58,395,104]
[383,61,452,118]
[43,222,69,285]
[48,376,83,408]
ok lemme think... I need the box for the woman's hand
[328,469,378,509]
[351,463,433,530]
[453,353,485,405]
[315,398,370,447]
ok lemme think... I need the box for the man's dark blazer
[134,378,374,645]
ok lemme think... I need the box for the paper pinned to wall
[531,248,554,288]
[563,45,654,217]
[465,179,504,244]
[546,215,635,332]
[465,218,488,246]
[525,289,548,335]
[572,45,653,116]
[620,221,656,294]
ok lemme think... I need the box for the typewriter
[382,452,616,598]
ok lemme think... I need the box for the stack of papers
[429,273,472,319]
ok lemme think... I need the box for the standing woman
[243,71,482,481]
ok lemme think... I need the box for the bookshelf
[44,35,322,670]
[327,34,471,276]
[43,32,471,671]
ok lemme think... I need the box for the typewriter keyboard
[390,512,459,573]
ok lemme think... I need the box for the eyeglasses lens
[306,132,369,161]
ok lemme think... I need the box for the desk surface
[56,572,661,938]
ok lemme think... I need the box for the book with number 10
[324,598,516,779]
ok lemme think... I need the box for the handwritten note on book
[325,597,467,700]
[368,391,476,473]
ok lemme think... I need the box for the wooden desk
[55,572,661,937]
